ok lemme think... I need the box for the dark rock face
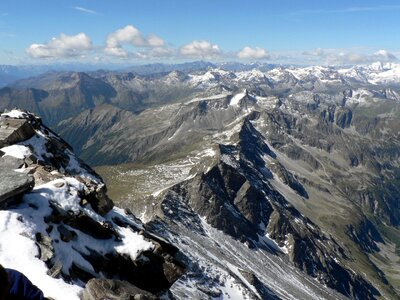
[238,269,281,300]
[334,107,353,128]
[346,219,385,253]
[268,161,308,198]
[153,117,380,299]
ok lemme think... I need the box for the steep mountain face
[0,110,185,299]
[87,66,400,299]
[147,119,379,299]
[2,63,400,299]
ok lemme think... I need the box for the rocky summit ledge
[0,110,36,206]
[0,109,185,299]
[0,113,36,148]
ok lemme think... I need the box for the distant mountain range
[1,62,400,299]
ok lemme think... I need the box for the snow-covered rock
[0,109,185,300]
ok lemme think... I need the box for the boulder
[82,279,159,300]
[0,167,34,207]
[0,118,36,148]
[0,155,25,169]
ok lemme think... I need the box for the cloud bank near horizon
[25,25,398,66]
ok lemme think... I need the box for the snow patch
[1,144,31,159]
[230,92,246,106]
[115,227,154,261]
[1,109,29,119]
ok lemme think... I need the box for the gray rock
[0,167,34,207]
[82,182,114,216]
[0,155,25,169]
[0,118,36,148]
[82,279,158,300]
[35,232,54,262]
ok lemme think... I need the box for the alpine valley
[1,61,400,299]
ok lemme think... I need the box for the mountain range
[1,61,400,299]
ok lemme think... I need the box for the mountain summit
[0,109,185,299]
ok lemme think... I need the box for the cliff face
[145,118,379,300]
[0,109,185,300]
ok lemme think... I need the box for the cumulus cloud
[105,25,165,58]
[237,46,269,59]
[26,33,92,58]
[180,40,220,58]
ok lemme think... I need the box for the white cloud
[324,50,397,65]
[26,33,92,59]
[299,48,398,65]
[71,6,99,15]
[180,40,220,58]
[135,47,176,60]
[237,46,269,59]
[104,25,165,58]
[374,49,397,60]
[302,48,324,57]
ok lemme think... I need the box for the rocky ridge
[0,109,185,299]
[146,118,380,299]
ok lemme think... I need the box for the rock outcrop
[0,109,185,299]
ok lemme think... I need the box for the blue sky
[0,0,399,65]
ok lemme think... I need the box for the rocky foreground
[0,109,185,299]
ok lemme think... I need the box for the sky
[0,0,399,65]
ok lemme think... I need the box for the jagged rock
[238,269,280,300]
[35,232,54,263]
[233,180,273,226]
[57,224,77,242]
[0,117,36,147]
[0,109,186,300]
[335,107,353,128]
[64,212,116,240]
[80,238,185,294]
[79,180,114,216]
[82,279,158,300]
[31,165,60,185]
[0,167,34,207]
[153,118,380,300]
